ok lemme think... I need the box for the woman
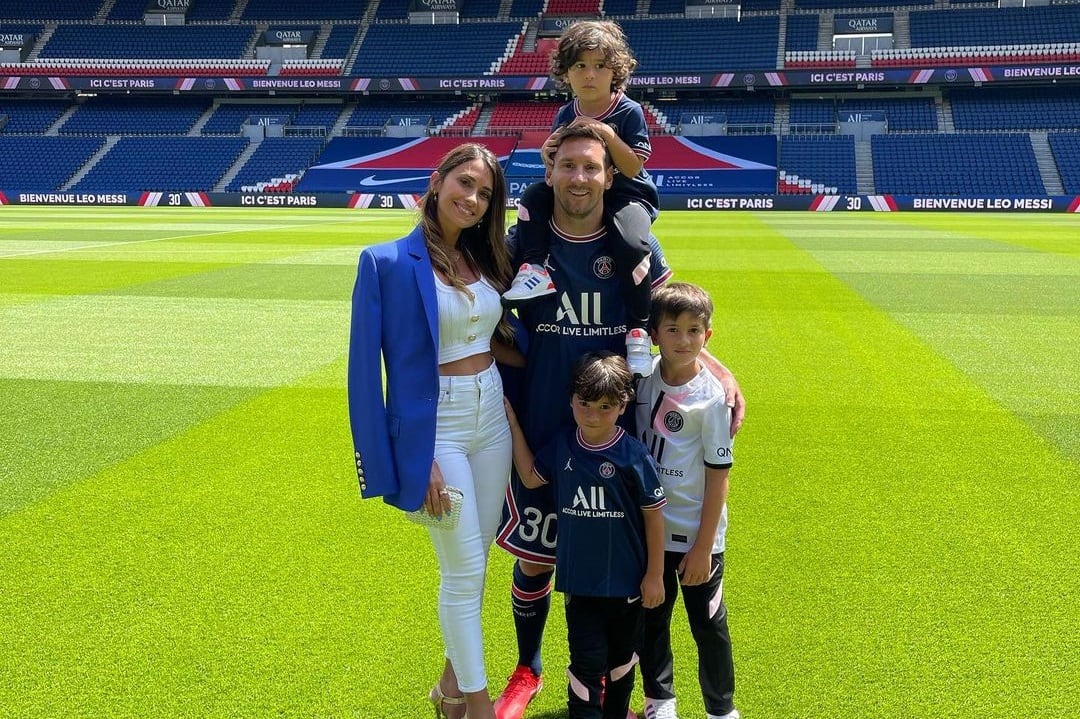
[348,143,520,719]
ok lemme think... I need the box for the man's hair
[649,282,714,331]
[548,123,612,168]
[550,20,637,93]
[571,351,635,405]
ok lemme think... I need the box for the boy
[635,283,739,719]
[502,19,661,379]
[504,351,667,719]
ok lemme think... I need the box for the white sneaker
[644,697,678,719]
[625,328,653,377]
[502,263,555,304]
[707,710,740,719]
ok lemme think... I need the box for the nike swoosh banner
[296,136,518,193]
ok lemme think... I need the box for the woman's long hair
[418,142,515,344]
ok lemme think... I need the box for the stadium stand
[950,86,1080,132]
[241,0,368,21]
[0,136,104,191]
[73,136,247,192]
[226,136,327,192]
[780,135,857,194]
[0,99,70,134]
[621,17,779,72]
[352,23,523,75]
[0,2,1076,201]
[59,96,211,136]
[1048,133,1080,194]
[40,25,256,61]
[872,134,1045,196]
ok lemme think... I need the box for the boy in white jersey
[634,282,739,719]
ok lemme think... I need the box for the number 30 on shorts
[517,508,557,549]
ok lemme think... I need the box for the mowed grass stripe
[0,378,259,515]
[0,295,347,386]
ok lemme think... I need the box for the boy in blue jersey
[635,283,739,719]
[505,351,667,719]
[502,19,660,379]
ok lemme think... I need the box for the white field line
[0,218,374,260]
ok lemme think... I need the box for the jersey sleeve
[647,235,673,287]
[533,438,558,485]
[631,441,667,510]
[702,392,734,470]
[623,102,652,163]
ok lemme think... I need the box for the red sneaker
[494,666,543,719]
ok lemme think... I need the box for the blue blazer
[348,226,440,512]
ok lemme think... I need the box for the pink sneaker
[502,263,555,305]
[494,665,543,719]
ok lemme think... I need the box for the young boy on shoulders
[504,351,667,719]
[502,19,660,379]
[635,282,740,719]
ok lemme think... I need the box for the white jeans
[429,360,511,692]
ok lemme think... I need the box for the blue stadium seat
[622,17,779,72]
[910,6,1080,47]
[0,99,70,134]
[951,86,1080,132]
[781,135,856,193]
[1048,133,1080,194]
[41,25,255,60]
[872,133,1045,195]
[73,136,247,192]
[0,136,104,191]
[226,136,327,191]
[60,97,211,136]
[353,22,523,75]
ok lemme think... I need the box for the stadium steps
[214,138,259,192]
[245,24,267,59]
[330,102,358,136]
[26,25,56,62]
[522,20,539,53]
[1029,131,1065,195]
[231,0,251,21]
[939,95,955,133]
[310,24,332,59]
[774,96,789,135]
[45,102,79,137]
[775,3,788,68]
[190,100,222,136]
[855,140,874,194]
[498,0,515,18]
[817,11,831,53]
[61,136,120,191]
[94,0,116,23]
[893,10,910,50]
[472,104,496,135]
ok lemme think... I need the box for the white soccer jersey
[636,358,733,553]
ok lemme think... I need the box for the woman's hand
[423,461,452,517]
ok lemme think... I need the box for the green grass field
[1,207,1077,718]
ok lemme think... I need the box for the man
[494,124,744,719]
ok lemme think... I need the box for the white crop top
[434,271,502,364]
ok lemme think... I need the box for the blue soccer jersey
[517,225,671,448]
[533,426,666,597]
[553,93,659,217]
[495,225,672,563]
